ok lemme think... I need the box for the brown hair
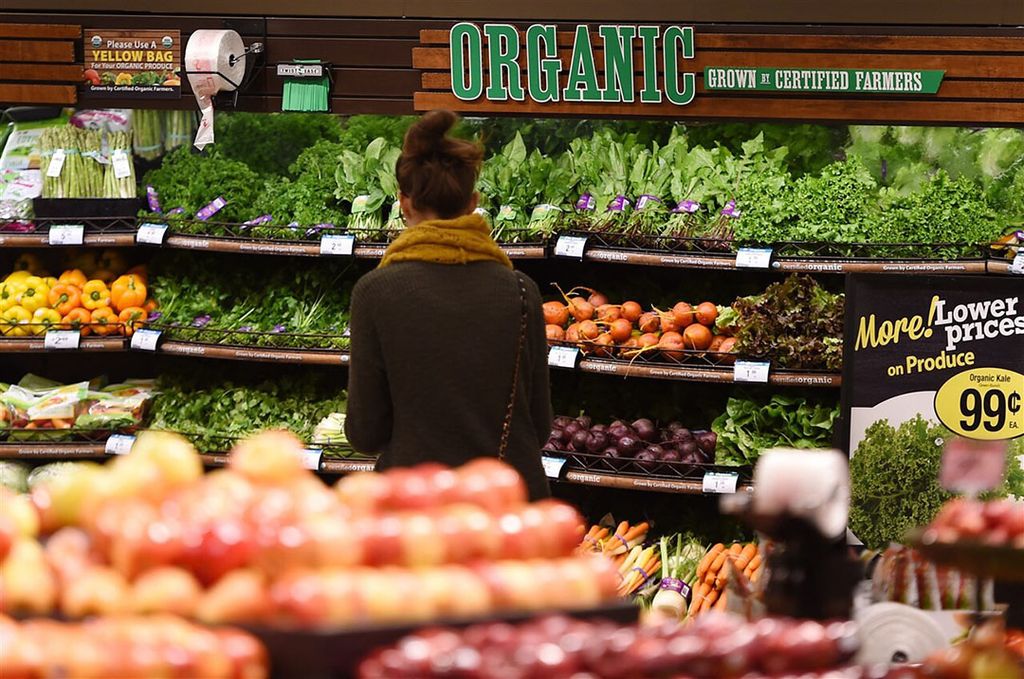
[396,110,483,219]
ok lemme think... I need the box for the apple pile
[546,415,717,468]
[925,498,1024,548]
[358,612,861,678]
[921,619,1024,679]
[542,286,735,363]
[1,430,620,630]
[0,613,266,679]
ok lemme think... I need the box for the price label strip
[541,455,568,479]
[735,247,773,269]
[548,345,581,369]
[320,234,356,256]
[733,360,771,384]
[105,434,136,456]
[554,235,588,259]
[137,223,169,245]
[130,328,162,351]
[299,448,323,471]
[703,471,739,494]
[44,330,80,350]
[48,224,85,246]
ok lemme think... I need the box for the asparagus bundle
[40,127,107,198]
[103,131,137,199]
[132,109,164,161]
[164,110,197,152]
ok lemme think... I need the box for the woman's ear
[399,193,413,220]
[466,191,480,214]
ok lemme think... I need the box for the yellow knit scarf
[378,213,512,269]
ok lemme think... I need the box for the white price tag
[547,345,581,368]
[112,150,131,179]
[105,434,136,456]
[554,235,588,259]
[319,234,356,256]
[136,223,168,245]
[350,195,370,214]
[130,328,162,351]
[46,149,66,177]
[48,224,84,246]
[735,247,773,269]
[541,455,568,479]
[1009,251,1024,275]
[733,360,771,383]
[702,471,739,494]
[299,448,323,471]
[44,330,80,350]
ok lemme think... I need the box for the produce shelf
[907,529,1024,582]
[143,324,349,365]
[0,441,107,459]
[576,356,841,387]
[568,230,994,275]
[0,216,138,247]
[544,448,754,495]
[157,340,349,365]
[0,336,126,352]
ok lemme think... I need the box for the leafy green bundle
[729,274,844,371]
[148,373,347,452]
[712,392,840,466]
[141,147,262,225]
[147,253,352,349]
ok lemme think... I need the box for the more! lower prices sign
[843,275,1024,454]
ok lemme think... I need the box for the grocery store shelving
[0,336,127,352]
[156,340,349,365]
[573,356,841,388]
[0,441,107,459]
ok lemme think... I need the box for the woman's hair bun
[396,109,483,219]
[402,109,459,159]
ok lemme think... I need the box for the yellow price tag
[934,367,1024,440]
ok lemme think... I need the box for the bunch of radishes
[542,286,735,362]
[545,415,717,468]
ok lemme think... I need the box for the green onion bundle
[132,109,164,161]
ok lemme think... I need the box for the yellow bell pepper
[31,307,62,335]
[81,280,110,310]
[19,276,51,313]
[4,270,32,285]
[0,280,26,312]
[1,305,31,336]
[44,276,58,289]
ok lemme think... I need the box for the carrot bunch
[687,542,762,617]
[578,520,649,557]
[617,543,660,596]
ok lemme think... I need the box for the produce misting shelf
[0,337,126,352]
[157,340,349,366]
[571,356,842,388]
[0,442,107,459]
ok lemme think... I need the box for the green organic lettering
[599,25,636,103]
[485,23,524,101]
[663,26,695,105]
[449,22,483,101]
[526,24,560,102]
[563,25,602,102]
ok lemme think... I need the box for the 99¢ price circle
[934,367,1024,440]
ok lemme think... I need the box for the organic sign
[704,67,944,94]
[83,29,181,98]
[448,23,697,106]
[843,275,1024,454]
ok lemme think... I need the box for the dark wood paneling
[420,29,1024,53]
[0,83,75,103]
[414,46,1024,79]
[264,37,416,68]
[264,67,419,97]
[0,22,80,39]
[420,72,1024,102]
[267,17,448,38]
[2,62,82,81]
[415,91,1024,125]
[0,39,74,62]
[0,13,263,34]
[1,0,1023,25]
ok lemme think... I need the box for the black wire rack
[543,446,753,483]
[145,322,349,351]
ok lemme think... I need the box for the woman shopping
[344,110,552,499]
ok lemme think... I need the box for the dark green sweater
[344,260,552,500]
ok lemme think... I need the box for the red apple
[269,569,330,628]
[195,568,270,625]
[533,500,585,557]
[358,514,404,567]
[61,566,130,618]
[334,472,390,514]
[399,513,446,567]
[131,566,202,616]
[179,518,257,586]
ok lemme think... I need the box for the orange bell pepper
[58,269,88,288]
[81,280,110,310]
[117,306,147,336]
[110,274,147,313]
[62,308,92,336]
[48,283,82,315]
[125,265,148,285]
[90,306,118,336]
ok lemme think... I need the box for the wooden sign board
[414,25,1024,125]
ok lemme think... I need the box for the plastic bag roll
[184,29,245,150]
